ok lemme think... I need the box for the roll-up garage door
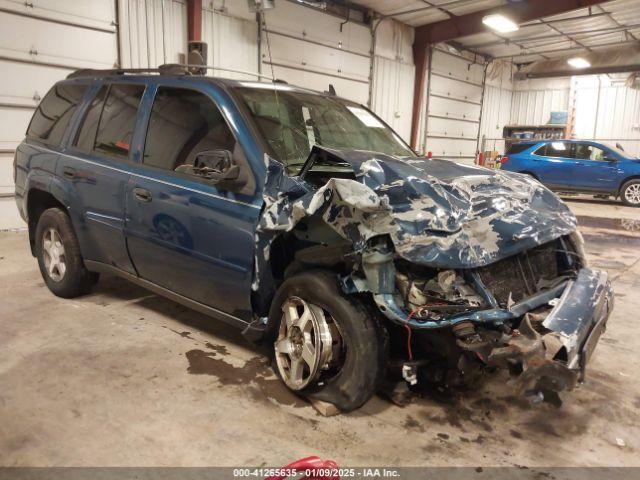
[423,46,486,164]
[0,0,118,203]
[261,1,371,105]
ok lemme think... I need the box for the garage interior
[1,0,640,470]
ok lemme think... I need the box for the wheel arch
[618,175,640,195]
[26,188,67,256]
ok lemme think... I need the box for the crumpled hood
[316,147,578,267]
[252,146,578,303]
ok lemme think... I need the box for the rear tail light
[500,156,509,165]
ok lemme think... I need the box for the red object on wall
[187,0,202,42]
[477,151,484,166]
[265,456,340,480]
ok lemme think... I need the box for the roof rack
[67,64,275,81]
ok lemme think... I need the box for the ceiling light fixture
[567,57,591,69]
[482,14,520,33]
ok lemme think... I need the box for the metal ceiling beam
[413,0,613,45]
[493,39,638,59]
[467,22,640,49]
[409,0,612,153]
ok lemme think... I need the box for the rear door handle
[133,187,152,202]
[62,166,76,179]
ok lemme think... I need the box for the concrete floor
[1,198,639,468]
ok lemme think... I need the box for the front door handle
[62,166,76,179]
[133,187,152,202]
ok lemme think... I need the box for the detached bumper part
[493,268,613,397]
[541,268,613,381]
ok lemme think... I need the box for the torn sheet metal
[252,146,578,302]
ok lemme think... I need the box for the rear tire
[620,180,640,207]
[268,269,387,412]
[35,208,99,298]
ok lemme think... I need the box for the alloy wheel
[624,183,640,205]
[42,227,67,282]
[274,296,335,391]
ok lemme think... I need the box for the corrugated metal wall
[202,1,259,80]
[118,0,187,68]
[510,77,571,126]
[422,46,486,163]
[573,76,640,156]
[478,60,513,154]
[370,20,415,143]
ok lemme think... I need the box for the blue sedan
[500,140,640,207]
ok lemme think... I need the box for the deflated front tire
[268,269,388,412]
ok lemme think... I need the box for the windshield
[235,86,414,171]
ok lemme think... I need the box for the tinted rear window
[506,143,534,154]
[27,83,89,146]
[74,86,108,152]
[94,84,145,159]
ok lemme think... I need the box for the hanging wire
[261,10,287,162]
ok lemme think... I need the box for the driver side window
[573,143,606,161]
[143,86,237,178]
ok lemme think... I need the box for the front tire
[268,269,387,412]
[35,208,99,298]
[621,180,640,207]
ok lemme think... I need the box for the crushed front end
[253,146,614,404]
[345,233,613,403]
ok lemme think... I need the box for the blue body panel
[14,75,268,324]
[501,139,640,194]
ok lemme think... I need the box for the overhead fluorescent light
[482,14,519,33]
[567,57,591,69]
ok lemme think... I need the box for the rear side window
[535,142,572,158]
[27,83,88,146]
[94,84,145,159]
[143,86,236,172]
[74,86,108,152]
[507,143,534,155]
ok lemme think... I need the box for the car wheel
[35,208,99,298]
[268,269,388,412]
[621,180,640,207]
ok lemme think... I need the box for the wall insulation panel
[510,77,570,126]
[371,20,415,143]
[118,0,187,68]
[202,8,259,80]
[479,60,514,154]
[572,76,640,157]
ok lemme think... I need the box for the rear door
[124,84,261,323]
[571,142,622,193]
[531,141,579,189]
[60,82,146,273]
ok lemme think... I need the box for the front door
[124,85,261,322]
[532,141,579,189]
[571,143,622,193]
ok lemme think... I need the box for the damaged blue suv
[14,67,613,411]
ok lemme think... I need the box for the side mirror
[193,149,243,189]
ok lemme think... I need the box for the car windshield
[235,85,414,171]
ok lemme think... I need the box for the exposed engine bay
[250,146,614,405]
